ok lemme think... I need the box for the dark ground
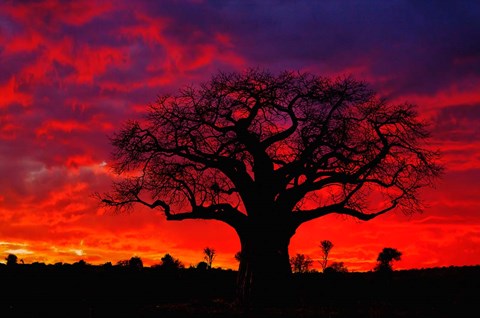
[0,264,478,318]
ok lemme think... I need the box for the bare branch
[99,68,442,231]
[293,200,398,226]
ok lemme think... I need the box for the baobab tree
[99,68,442,305]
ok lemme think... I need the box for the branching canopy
[99,68,442,232]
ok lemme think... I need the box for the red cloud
[0,114,21,140]
[2,0,113,28]
[3,31,44,55]
[403,86,480,111]
[3,33,129,91]
[0,77,33,108]
[120,13,170,45]
[68,46,129,84]
[36,120,89,138]
[120,12,244,85]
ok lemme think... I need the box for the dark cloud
[132,0,480,96]
[433,104,480,142]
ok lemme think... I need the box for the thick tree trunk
[236,228,295,307]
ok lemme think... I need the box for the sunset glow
[1,1,479,271]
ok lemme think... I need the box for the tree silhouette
[157,253,183,271]
[102,261,113,268]
[375,247,402,272]
[5,254,18,266]
[290,253,313,273]
[196,261,208,270]
[319,240,334,272]
[324,261,348,274]
[116,259,129,267]
[203,247,216,269]
[99,68,442,305]
[73,259,88,268]
[128,256,143,270]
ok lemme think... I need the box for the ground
[0,264,478,318]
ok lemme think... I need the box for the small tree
[129,256,143,269]
[203,247,216,269]
[319,240,334,272]
[5,254,18,266]
[325,261,348,273]
[116,259,129,267]
[290,253,313,273]
[196,261,208,270]
[375,247,402,272]
[158,253,184,270]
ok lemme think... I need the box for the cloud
[434,104,480,142]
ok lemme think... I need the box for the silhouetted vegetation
[5,254,18,266]
[195,261,209,270]
[116,256,144,269]
[98,68,443,305]
[152,253,184,271]
[290,253,313,273]
[319,240,333,272]
[203,247,216,269]
[375,247,402,272]
[324,261,349,274]
[1,259,478,318]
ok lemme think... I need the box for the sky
[1,0,479,272]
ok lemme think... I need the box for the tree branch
[261,95,300,148]
[102,194,247,230]
[293,200,398,227]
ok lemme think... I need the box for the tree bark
[236,227,295,307]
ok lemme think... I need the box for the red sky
[1,0,479,272]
